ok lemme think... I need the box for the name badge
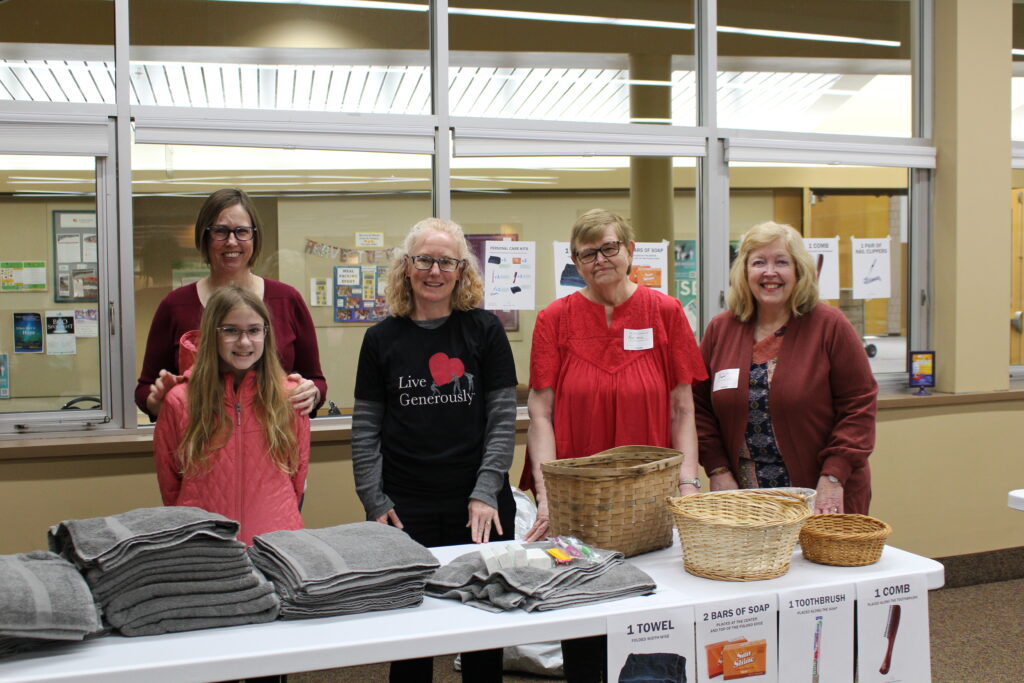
[623,328,654,351]
[713,368,740,391]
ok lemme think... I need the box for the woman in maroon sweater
[135,188,326,420]
[694,222,877,514]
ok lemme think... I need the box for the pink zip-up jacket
[153,331,309,545]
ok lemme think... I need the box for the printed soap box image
[706,638,746,678]
[722,639,766,680]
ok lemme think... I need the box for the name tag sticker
[623,328,654,351]
[713,368,740,391]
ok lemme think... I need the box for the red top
[520,286,706,490]
[135,279,327,419]
[694,303,877,513]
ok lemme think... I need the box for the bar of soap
[507,542,527,567]
[525,548,552,569]
[495,547,515,569]
[478,545,501,573]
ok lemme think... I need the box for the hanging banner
[553,241,584,299]
[778,584,856,683]
[856,574,930,683]
[851,237,891,300]
[629,240,669,294]
[803,237,840,300]
[674,239,699,334]
[483,240,535,311]
[607,607,695,683]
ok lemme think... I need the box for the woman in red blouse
[694,222,877,514]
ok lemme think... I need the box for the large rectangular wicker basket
[541,445,683,557]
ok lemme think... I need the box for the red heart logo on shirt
[428,352,465,386]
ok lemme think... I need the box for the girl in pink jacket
[153,284,310,545]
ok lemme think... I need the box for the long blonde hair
[384,218,484,317]
[177,285,299,476]
[726,221,819,322]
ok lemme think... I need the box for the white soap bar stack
[478,542,553,571]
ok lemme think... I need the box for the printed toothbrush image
[811,616,822,683]
[879,604,901,674]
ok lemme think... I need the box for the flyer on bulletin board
[333,265,387,322]
[0,353,9,398]
[13,312,43,353]
[45,310,76,355]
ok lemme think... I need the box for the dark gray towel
[90,560,254,604]
[118,603,280,637]
[49,507,239,571]
[103,570,264,616]
[83,539,246,587]
[0,551,103,640]
[107,573,277,629]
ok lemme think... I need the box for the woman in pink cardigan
[694,222,877,514]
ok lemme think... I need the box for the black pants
[387,481,515,682]
[562,635,608,683]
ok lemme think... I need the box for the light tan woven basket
[668,491,811,581]
[541,445,682,557]
[800,514,892,566]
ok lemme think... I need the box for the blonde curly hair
[726,221,819,322]
[384,218,484,317]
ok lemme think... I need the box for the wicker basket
[800,514,892,566]
[668,491,811,581]
[541,445,682,557]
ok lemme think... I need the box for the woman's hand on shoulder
[467,499,503,544]
[146,369,184,416]
[375,508,403,529]
[287,373,319,415]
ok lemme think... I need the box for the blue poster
[13,312,43,353]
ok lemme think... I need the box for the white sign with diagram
[851,237,891,300]
[484,240,535,311]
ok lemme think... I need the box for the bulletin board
[53,210,99,303]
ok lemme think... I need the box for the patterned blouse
[737,326,790,489]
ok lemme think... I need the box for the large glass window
[0,0,114,105]
[717,0,913,136]
[729,163,910,374]
[129,0,429,113]
[0,155,103,414]
[132,143,432,419]
[448,1,696,126]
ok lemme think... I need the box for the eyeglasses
[206,225,256,241]
[216,325,267,342]
[575,240,623,263]
[408,254,465,272]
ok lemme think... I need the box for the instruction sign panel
[607,606,695,683]
[695,595,778,683]
[778,584,855,683]
[856,574,930,683]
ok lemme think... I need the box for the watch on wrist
[679,478,701,489]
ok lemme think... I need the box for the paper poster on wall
[355,232,385,248]
[333,265,387,323]
[1,261,47,292]
[695,595,778,683]
[45,311,76,355]
[53,210,97,303]
[803,237,840,300]
[674,239,699,333]
[310,278,332,307]
[0,353,8,398]
[629,240,669,294]
[484,240,535,311]
[13,312,43,353]
[851,237,891,300]
[778,584,855,683]
[856,574,930,683]
[74,308,98,338]
[553,241,585,299]
[607,607,695,683]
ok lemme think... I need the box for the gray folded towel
[426,549,656,613]
[119,602,280,637]
[107,572,277,629]
[0,551,103,640]
[103,569,264,616]
[90,560,254,604]
[84,539,246,587]
[49,507,239,571]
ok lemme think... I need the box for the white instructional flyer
[695,595,778,683]
[778,584,855,683]
[851,237,891,300]
[629,240,669,294]
[607,607,695,683]
[74,308,98,338]
[484,240,535,311]
[856,574,930,683]
[45,310,76,355]
[553,241,585,299]
[803,237,840,300]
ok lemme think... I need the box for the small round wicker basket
[668,491,811,581]
[799,514,892,566]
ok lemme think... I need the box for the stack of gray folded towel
[249,521,439,619]
[0,550,104,657]
[426,547,656,612]
[49,506,279,636]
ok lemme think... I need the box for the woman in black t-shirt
[352,217,517,683]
